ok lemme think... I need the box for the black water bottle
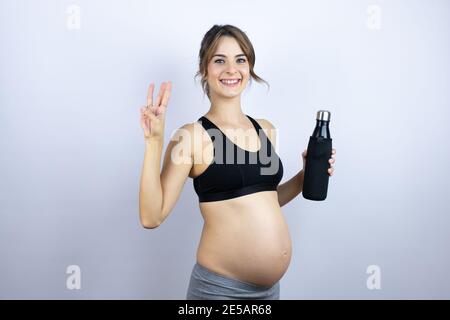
[302,110,332,201]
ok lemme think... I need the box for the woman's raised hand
[140,81,172,140]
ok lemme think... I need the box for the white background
[1,0,449,299]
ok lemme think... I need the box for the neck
[206,92,245,123]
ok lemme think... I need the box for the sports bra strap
[246,115,273,151]
[198,114,272,150]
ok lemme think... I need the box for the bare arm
[138,82,193,228]
[277,169,304,207]
[139,124,194,228]
[139,137,164,228]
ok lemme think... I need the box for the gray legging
[186,263,280,300]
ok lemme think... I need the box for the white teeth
[220,79,240,85]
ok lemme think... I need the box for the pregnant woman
[139,24,336,300]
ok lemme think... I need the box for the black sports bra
[193,114,284,203]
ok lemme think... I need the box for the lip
[219,79,242,88]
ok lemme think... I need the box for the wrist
[145,136,164,148]
[298,169,305,182]
[145,135,163,142]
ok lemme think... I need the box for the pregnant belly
[197,191,292,287]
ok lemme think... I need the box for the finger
[155,82,166,107]
[156,105,166,117]
[142,106,150,116]
[150,105,158,116]
[160,81,172,108]
[147,109,157,121]
[147,83,155,108]
[142,105,158,120]
[140,115,150,131]
[141,106,152,115]
[140,112,150,131]
[143,104,157,117]
[332,149,336,154]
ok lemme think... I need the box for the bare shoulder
[179,122,197,132]
[255,118,276,130]
[255,118,277,146]
[165,122,199,160]
[169,122,196,142]
[170,121,206,160]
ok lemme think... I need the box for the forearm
[277,169,304,207]
[139,137,164,228]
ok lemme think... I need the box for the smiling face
[205,36,250,99]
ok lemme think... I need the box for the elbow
[140,218,162,229]
[139,210,163,229]
[142,222,161,229]
[139,200,165,229]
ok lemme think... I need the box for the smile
[220,79,241,87]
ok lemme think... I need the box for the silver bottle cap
[316,110,331,121]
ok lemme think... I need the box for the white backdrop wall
[1,0,449,299]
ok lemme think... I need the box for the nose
[224,62,239,74]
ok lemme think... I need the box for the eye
[213,58,247,64]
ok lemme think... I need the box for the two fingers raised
[146,82,172,116]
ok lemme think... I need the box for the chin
[220,92,242,99]
[218,84,247,97]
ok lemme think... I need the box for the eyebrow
[212,54,246,58]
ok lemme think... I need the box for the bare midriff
[196,191,292,287]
